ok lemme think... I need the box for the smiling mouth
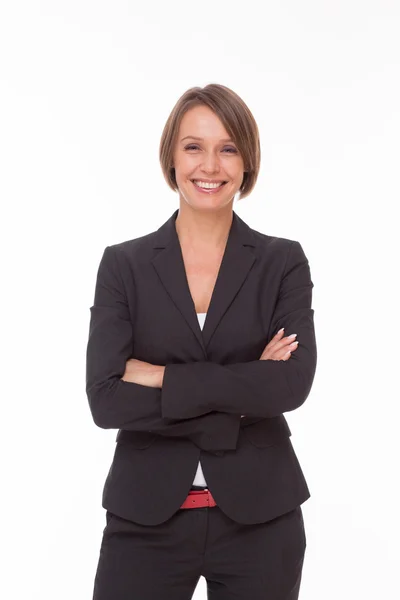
[190,181,228,195]
[191,180,228,187]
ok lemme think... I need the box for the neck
[175,203,233,252]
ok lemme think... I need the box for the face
[171,105,246,211]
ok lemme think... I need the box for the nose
[201,151,221,174]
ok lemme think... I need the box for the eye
[184,144,238,153]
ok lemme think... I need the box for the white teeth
[193,180,224,189]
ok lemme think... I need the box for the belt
[180,488,217,509]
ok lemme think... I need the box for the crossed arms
[85,241,317,451]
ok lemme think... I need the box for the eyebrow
[180,136,234,143]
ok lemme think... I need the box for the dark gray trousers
[92,501,307,600]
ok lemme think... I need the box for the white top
[196,311,207,328]
[191,312,208,488]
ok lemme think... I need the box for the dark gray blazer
[86,208,317,526]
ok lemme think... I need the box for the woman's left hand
[121,358,165,388]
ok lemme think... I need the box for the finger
[261,328,285,354]
[270,327,285,346]
[261,333,296,357]
[261,339,299,361]
[275,340,299,360]
[264,329,297,352]
[260,331,298,360]
[272,334,297,352]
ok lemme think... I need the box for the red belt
[180,489,217,509]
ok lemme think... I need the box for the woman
[86,83,317,599]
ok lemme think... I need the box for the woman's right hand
[259,328,298,361]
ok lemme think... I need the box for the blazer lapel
[151,208,257,357]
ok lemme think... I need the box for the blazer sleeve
[161,240,317,420]
[85,245,241,452]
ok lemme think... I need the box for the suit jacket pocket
[115,429,157,449]
[243,415,292,448]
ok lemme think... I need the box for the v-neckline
[151,208,257,357]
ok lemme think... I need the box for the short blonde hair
[159,83,261,200]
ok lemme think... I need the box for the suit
[85,208,317,527]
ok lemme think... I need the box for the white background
[1,1,399,598]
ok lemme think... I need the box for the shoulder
[109,228,157,253]
[102,228,160,268]
[243,220,310,273]
[247,221,300,258]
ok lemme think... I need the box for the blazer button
[215,451,225,457]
